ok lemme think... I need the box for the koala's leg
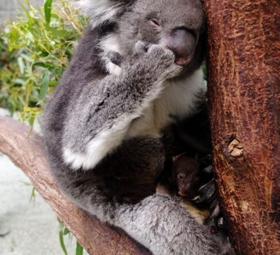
[49,140,231,255]
[52,167,228,255]
[114,194,228,255]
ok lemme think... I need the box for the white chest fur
[100,35,206,138]
[126,69,206,138]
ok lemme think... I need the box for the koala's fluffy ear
[76,0,131,27]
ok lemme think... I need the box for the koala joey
[171,154,222,225]
[43,0,234,254]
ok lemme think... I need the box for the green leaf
[19,3,32,24]
[29,187,36,202]
[49,80,58,86]
[17,57,25,74]
[33,62,50,69]
[44,0,53,24]
[51,13,60,20]
[63,227,70,235]
[25,80,34,105]
[75,242,83,255]
[59,230,68,255]
[14,78,26,85]
[8,29,27,50]
[1,0,85,124]
[48,27,68,38]
[40,71,50,100]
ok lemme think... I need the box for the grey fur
[43,0,234,254]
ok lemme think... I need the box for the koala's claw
[133,41,149,55]
[192,178,216,205]
[193,154,225,227]
[216,217,225,229]
[209,199,220,219]
[203,164,213,175]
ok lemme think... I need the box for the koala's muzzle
[166,28,197,66]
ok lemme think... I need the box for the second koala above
[43,0,234,254]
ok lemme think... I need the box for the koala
[170,154,221,225]
[43,0,234,254]
[172,154,202,199]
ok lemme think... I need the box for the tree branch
[0,116,151,255]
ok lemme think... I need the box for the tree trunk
[204,0,280,254]
[0,116,151,255]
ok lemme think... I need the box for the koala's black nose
[166,28,197,66]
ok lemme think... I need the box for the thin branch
[0,116,151,255]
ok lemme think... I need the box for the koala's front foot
[194,154,228,229]
[192,154,215,206]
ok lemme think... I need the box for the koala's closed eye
[149,18,161,30]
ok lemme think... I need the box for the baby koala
[172,154,227,231]
[172,153,212,224]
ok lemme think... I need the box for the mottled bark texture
[204,1,280,254]
[0,116,151,255]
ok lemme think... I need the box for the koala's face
[118,0,205,69]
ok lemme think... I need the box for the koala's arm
[60,39,180,170]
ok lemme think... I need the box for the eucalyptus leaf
[40,71,50,100]
[63,227,70,235]
[48,27,68,38]
[1,0,85,124]
[59,230,68,255]
[75,243,83,255]
[44,0,53,24]
[19,3,32,24]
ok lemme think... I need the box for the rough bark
[204,1,280,254]
[0,116,151,255]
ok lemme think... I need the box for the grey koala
[43,0,234,254]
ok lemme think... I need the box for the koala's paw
[192,154,215,206]
[193,178,216,205]
[132,41,182,81]
[194,154,228,229]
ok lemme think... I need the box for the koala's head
[78,0,206,75]
[121,0,206,73]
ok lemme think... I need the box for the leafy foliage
[0,1,87,253]
[58,218,84,255]
[0,0,87,123]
